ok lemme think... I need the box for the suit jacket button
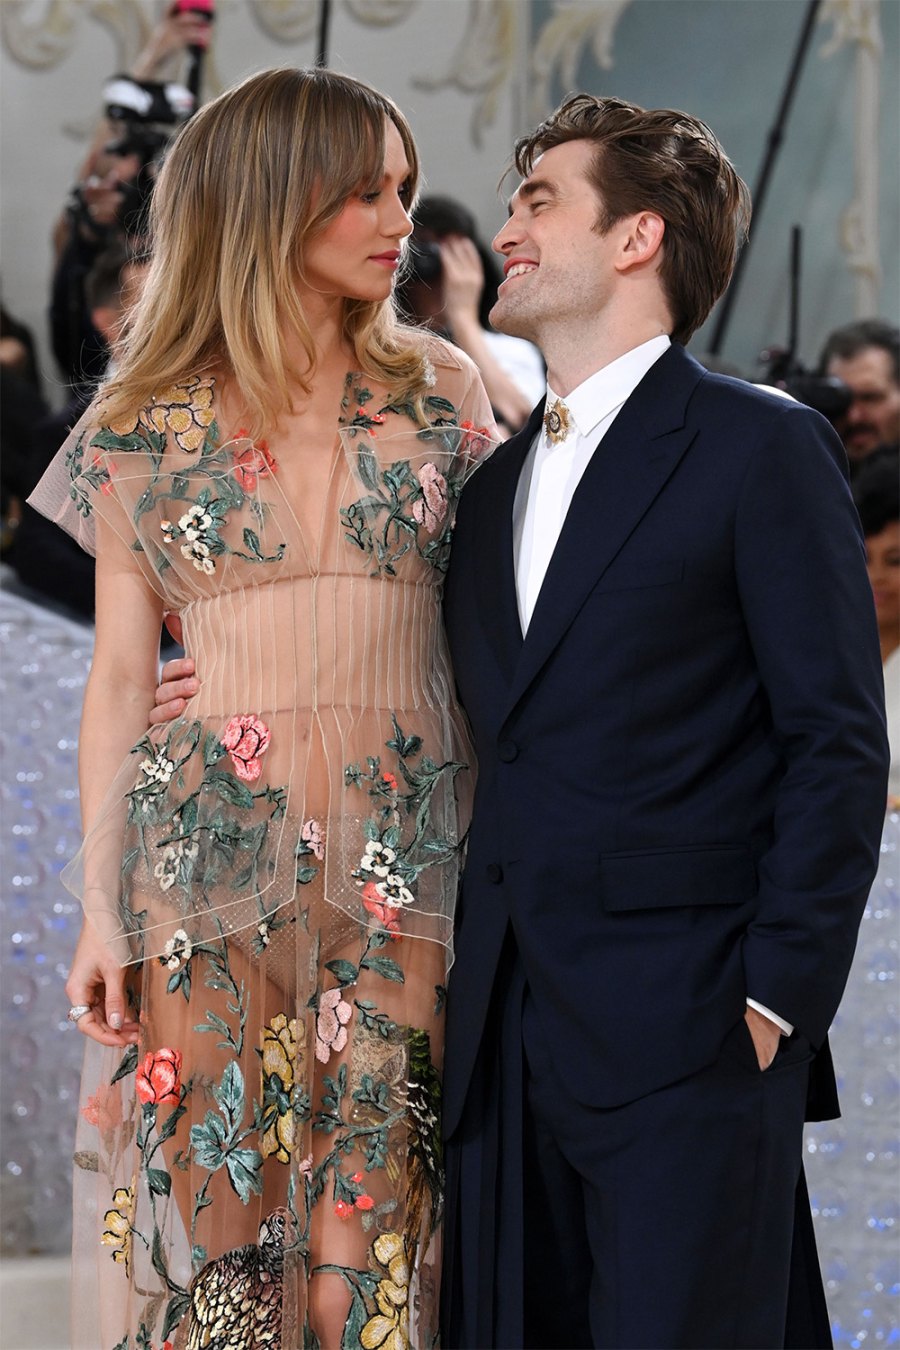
[486,863,503,884]
[498,740,519,762]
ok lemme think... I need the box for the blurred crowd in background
[2,8,897,693]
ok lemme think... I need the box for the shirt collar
[545,335,671,439]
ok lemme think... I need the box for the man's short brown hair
[514,94,751,344]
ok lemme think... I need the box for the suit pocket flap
[595,559,684,593]
[599,845,756,911]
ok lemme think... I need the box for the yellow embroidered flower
[360,1232,410,1350]
[260,1013,304,1164]
[101,1180,136,1274]
[142,378,215,452]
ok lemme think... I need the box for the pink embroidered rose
[315,987,352,1063]
[233,438,277,491]
[361,881,402,940]
[221,714,271,782]
[412,462,448,532]
[301,818,325,860]
[135,1047,182,1105]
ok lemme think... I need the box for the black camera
[759,346,852,425]
[71,76,193,238]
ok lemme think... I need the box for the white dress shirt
[511,333,793,1039]
[513,335,670,631]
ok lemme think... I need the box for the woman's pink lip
[371,253,400,265]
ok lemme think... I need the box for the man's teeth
[506,263,537,279]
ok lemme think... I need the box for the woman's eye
[398,181,412,202]
[360,190,380,204]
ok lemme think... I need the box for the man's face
[826,346,900,459]
[489,139,619,343]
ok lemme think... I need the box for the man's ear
[615,211,665,274]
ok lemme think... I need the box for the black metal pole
[315,0,332,68]
[708,0,822,355]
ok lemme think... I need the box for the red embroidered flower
[460,419,493,458]
[362,882,402,939]
[135,1047,182,1105]
[233,438,277,491]
[350,1171,364,1183]
[334,1200,354,1220]
[381,771,398,791]
[355,1194,375,1211]
[221,714,271,782]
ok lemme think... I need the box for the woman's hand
[66,922,141,1047]
[151,655,198,726]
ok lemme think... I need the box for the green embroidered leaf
[325,959,359,986]
[214,1060,245,1128]
[147,1166,172,1196]
[435,984,447,1015]
[202,732,226,767]
[360,954,405,984]
[225,1147,263,1203]
[190,1110,228,1170]
[191,1244,207,1266]
[356,446,380,492]
[110,1044,138,1084]
[162,1293,191,1340]
[296,865,318,885]
[208,772,254,809]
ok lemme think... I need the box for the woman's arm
[65,513,164,1047]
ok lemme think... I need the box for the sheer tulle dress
[29,340,495,1349]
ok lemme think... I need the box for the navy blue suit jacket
[442,344,888,1135]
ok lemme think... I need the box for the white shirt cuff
[746,998,794,1037]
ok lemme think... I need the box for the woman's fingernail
[109,1013,123,1030]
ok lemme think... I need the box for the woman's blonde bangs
[99,68,430,437]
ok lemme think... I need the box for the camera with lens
[759,345,852,425]
[71,76,193,238]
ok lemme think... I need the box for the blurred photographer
[50,4,208,394]
[819,319,900,466]
[397,195,544,435]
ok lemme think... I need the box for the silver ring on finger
[67,1004,91,1023]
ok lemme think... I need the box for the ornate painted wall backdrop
[2,0,897,387]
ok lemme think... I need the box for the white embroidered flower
[178,505,213,541]
[179,539,216,575]
[161,928,193,970]
[421,357,437,389]
[140,748,175,787]
[375,873,415,908]
[160,519,176,543]
[257,921,270,947]
[153,845,179,892]
[360,839,396,878]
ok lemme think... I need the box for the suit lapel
[504,346,706,715]
[472,402,544,683]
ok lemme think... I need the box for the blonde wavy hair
[100,66,430,434]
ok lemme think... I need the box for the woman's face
[866,519,900,639]
[301,118,413,307]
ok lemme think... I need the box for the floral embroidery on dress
[232,431,277,490]
[101,1181,136,1274]
[359,1232,411,1350]
[260,1014,303,1164]
[221,714,271,782]
[135,1047,183,1105]
[339,376,491,576]
[103,376,216,452]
